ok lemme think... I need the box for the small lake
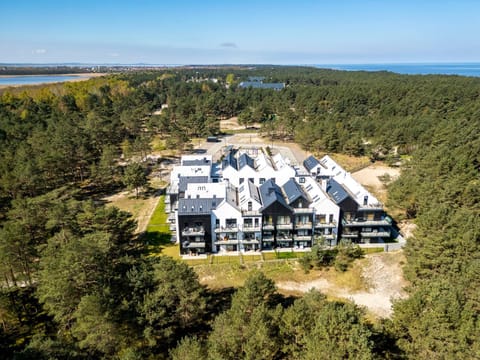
[0,75,85,86]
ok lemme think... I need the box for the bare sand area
[277,251,408,318]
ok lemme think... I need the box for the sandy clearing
[352,164,400,189]
[103,190,161,234]
[277,251,408,318]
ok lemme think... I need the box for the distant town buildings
[166,148,393,255]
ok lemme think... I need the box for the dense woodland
[0,66,479,358]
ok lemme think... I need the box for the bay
[0,75,84,86]
[316,63,480,77]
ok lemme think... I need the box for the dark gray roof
[326,179,350,204]
[182,157,211,166]
[282,178,308,205]
[178,197,223,215]
[178,176,209,192]
[248,180,261,204]
[303,155,320,172]
[222,151,237,170]
[238,81,285,90]
[259,179,290,211]
[238,153,255,170]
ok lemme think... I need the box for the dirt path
[277,251,408,318]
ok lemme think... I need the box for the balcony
[184,242,205,249]
[358,203,384,211]
[293,208,314,214]
[293,235,312,241]
[215,239,239,245]
[263,223,274,230]
[277,223,293,230]
[342,233,359,238]
[295,222,313,229]
[214,225,239,233]
[343,217,392,227]
[169,224,177,232]
[166,184,178,195]
[242,239,260,245]
[323,234,336,239]
[277,238,293,243]
[182,226,205,236]
[360,231,391,238]
[315,222,336,228]
[262,236,275,242]
[243,225,261,232]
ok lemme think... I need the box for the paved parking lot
[194,133,309,165]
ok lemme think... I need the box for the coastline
[0,73,107,89]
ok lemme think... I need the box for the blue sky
[1,0,479,64]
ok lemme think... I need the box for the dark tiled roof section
[238,153,255,170]
[178,197,224,215]
[259,179,290,210]
[222,151,238,170]
[303,155,320,172]
[282,178,307,205]
[326,179,350,204]
[182,157,211,166]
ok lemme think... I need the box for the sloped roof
[303,155,320,172]
[326,179,350,204]
[248,180,262,204]
[238,153,255,170]
[282,178,308,205]
[178,197,223,215]
[222,151,237,170]
[259,179,290,210]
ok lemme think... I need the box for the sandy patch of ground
[220,117,244,131]
[351,164,400,203]
[277,251,408,318]
[103,190,160,234]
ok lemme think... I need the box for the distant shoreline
[0,73,107,89]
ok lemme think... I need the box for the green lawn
[144,195,179,259]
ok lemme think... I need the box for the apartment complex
[166,149,392,255]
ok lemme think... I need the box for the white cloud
[32,48,47,54]
[108,52,120,57]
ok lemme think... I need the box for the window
[239,178,244,184]
[363,196,368,206]
[248,201,252,211]
[259,178,266,184]
[329,214,334,223]
[248,178,254,183]
[299,177,305,183]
